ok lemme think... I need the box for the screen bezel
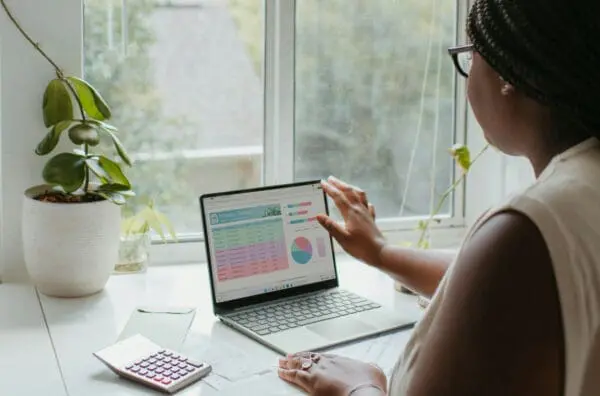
[199,180,339,314]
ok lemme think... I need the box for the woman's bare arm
[374,246,456,298]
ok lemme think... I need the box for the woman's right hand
[317,176,387,268]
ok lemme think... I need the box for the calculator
[94,334,212,394]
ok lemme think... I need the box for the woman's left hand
[278,352,387,395]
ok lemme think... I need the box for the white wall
[0,0,82,281]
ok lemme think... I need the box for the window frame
[0,0,515,280]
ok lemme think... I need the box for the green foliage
[121,200,177,242]
[43,79,73,127]
[36,75,134,204]
[415,144,490,249]
[0,0,135,205]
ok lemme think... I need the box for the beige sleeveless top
[389,137,600,396]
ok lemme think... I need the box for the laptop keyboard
[224,290,381,336]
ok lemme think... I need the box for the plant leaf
[96,183,134,193]
[97,155,131,187]
[155,211,177,241]
[42,79,73,128]
[85,158,109,183]
[42,153,86,193]
[96,128,132,166]
[141,206,167,241]
[35,120,72,155]
[95,191,126,205]
[88,119,117,131]
[68,123,100,146]
[121,216,148,235]
[66,76,112,120]
[448,144,472,173]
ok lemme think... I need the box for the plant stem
[417,144,490,247]
[83,144,90,193]
[0,0,64,77]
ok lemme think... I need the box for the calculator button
[125,364,134,369]
[156,362,164,367]
[163,357,172,363]
[149,358,157,364]
[187,359,204,368]
[140,362,150,368]
[158,350,166,354]
[135,360,144,365]
[178,357,188,362]
[146,372,156,379]
[162,379,172,385]
[148,365,157,371]
[177,363,187,369]
[185,366,195,372]
[163,351,173,357]
[150,353,158,358]
[156,368,165,374]
[178,370,188,376]
[163,364,172,370]
[139,369,148,375]
[171,354,180,359]
[130,366,140,373]
[171,374,180,380]
[154,376,164,382]
[164,370,173,376]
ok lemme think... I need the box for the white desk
[4,256,422,396]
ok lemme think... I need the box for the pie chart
[291,237,313,264]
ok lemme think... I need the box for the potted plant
[2,1,135,297]
[396,143,489,300]
[116,201,177,274]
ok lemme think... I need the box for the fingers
[321,181,351,216]
[368,203,376,220]
[327,176,368,207]
[317,214,349,243]
[278,368,312,392]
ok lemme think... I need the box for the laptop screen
[202,182,337,303]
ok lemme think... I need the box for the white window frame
[0,0,519,280]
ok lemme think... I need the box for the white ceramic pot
[22,185,121,297]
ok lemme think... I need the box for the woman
[278,0,600,395]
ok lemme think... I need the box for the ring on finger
[301,359,313,371]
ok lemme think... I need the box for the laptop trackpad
[307,316,377,340]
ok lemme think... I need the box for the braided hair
[467,0,600,141]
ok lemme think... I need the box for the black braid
[467,0,600,140]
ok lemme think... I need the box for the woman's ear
[499,75,515,96]
[501,83,515,96]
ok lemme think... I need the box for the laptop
[200,180,416,355]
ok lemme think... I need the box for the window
[294,0,458,221]
[81,0,466,256]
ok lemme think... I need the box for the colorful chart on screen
[291,237,313,264]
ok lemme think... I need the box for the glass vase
[115,233,150,274]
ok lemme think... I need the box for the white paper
[217,371,305,396]
[182,333,275,382]
[94,334,162,369]
[202,372,231,391]
[331,331,411,377]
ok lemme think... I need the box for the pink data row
[217,258,289,281]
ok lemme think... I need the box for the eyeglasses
[448,44,474,78]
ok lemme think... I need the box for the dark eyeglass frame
[448,44,474,78]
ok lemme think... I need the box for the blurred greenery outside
[83,0,458,235]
